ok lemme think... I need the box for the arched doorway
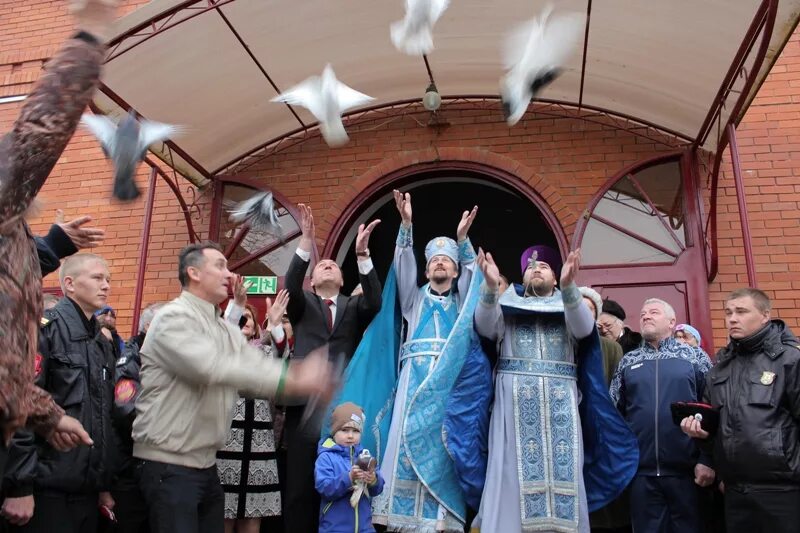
[322,163,567,294]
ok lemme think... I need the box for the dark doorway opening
[334,174,559,295]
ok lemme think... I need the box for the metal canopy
[95,0,800,185]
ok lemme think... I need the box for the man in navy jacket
[610,298,713,533]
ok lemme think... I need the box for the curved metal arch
[571,150,687,265]
[320,160,571,263]
[217,96,693,176]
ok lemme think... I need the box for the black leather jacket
[110,336,143,482]
[3,298,116,496]
[706,320,800,487]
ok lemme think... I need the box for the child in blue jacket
[316,402,385,533]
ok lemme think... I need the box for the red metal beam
[105,0,240,61]
[704,0,777,282]
[727,123,758,288]
[572,151,685,249]
[213,6,306,129]
[626,174,686,251]
[694,0,776,148]
[97,83,212,182]
[589,213,680,259]
[143,157,200,243]
[224,224,251,259]
[130,166,157,336]
[227,229,302,272]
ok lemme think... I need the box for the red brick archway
[320,147,575,260]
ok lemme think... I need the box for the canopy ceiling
[96,0,800,186]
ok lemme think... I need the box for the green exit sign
[244,276,278,295]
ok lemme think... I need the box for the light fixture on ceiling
[422,82,441,112]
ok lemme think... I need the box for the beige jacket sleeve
[146,307,285,399]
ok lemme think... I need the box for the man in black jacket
[682,288,800,533]
[1,254,116,532]
[281,203,381,533]
[107,302,162,533]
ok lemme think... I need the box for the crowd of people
[1,2,799,533]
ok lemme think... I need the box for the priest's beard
[524,277,555,298]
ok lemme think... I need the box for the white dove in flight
[390,0,450,56]
[271,64,374,147]
[501,5,585,126]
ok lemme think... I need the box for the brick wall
[0,0,206,336]
[708,31,800,348]
[2,1,798,346]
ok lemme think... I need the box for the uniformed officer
[682,288,800,533]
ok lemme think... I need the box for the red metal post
[727,123,758,288]
[130,167,158,336]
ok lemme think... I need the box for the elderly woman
[217,291,289,533]
[674,323,702,347]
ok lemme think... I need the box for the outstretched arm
[0,1,115,221]
[392,190,419,317]
[561,250,594,340]
[287,204,314,322]
[475,249,504,341]
[456,206,478,299]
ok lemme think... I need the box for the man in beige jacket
[132,242,334,533]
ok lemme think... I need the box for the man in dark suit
[281,203,382,533]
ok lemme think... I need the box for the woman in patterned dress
[217,295,288,533]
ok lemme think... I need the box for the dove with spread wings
[81,110,182,201]
[271,64,373,148]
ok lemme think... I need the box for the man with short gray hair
[609,298,712,533]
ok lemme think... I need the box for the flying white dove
[501,5,585,126]
[81,110,182,201]
[390,0,449,56]
[225,191,282,232]
[271,65,373,148]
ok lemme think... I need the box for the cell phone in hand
[670,401,720,436]
[99,504,117,523]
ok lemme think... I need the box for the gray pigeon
[81,110,181,201]
[501,5,585,126]
[271,65,373,147]
[225,191,282,232]
[390,0,450,56]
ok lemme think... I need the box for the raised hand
[456,205,478,242]
[393,190,412,225]
[298,203,315,252]
[355,219,381,255]
[267,289,290,327]
[477,248,501,290]
[560,248,581,288]
[58,214,105,250]
[232,274,250,307]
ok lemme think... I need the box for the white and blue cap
[425,236,459,267]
